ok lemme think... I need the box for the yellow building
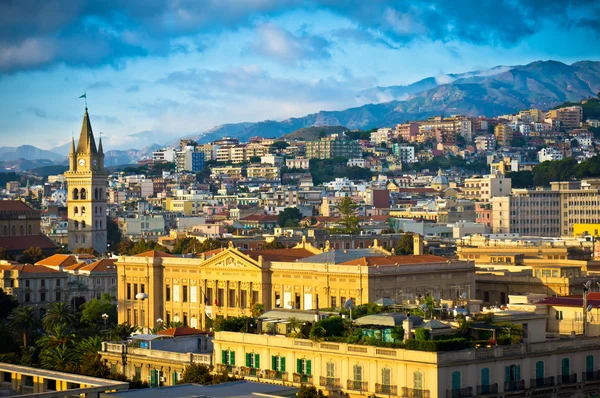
[494,124,513,146]
[573,223,600,238]
[214,329,600,398]
[164,198,203,216]
[116,239,475,331]
[64,107,108,254]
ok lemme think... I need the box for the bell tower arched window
[72,188,79,200]
[80,188,87,200]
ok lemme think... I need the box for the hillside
[280,126,348,141]
[173,60,600,142]
[0,145,64,162]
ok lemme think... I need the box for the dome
[431,169,449,186]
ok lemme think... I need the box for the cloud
[93,115,122,124]
[27,107,48,118]
[126,85,140,93]
[246,24,331,65]
[87,81,112,90]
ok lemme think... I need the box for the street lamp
[102,313,109,328]
[136,292,149,333]
[156,318,164,331]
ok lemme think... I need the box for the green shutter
[231,351,235,365]
[172,372,177,386]
[516,365,521,381]
[505,366,510,382]
[255,354,260,369]
[246,353,251,367]
[272,356,277,371]
[222,350,227,364]
[587,355,595,372]
[297,359,302,374]
[281,357,286,372]
[306,360,312,375]
[150,369,157,387]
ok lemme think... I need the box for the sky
[0,0,599,150]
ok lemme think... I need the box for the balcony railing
[293,373,312,384]
[240,367,259,377]
[476,384,498,395]
[215,363,236,374]
[319,376,341,389]
[557,373,577,385]
[401,387,429,398]
[264,370,287,381]
[376,384,398,396]
[583,370,600,382]
[347,380,368,391]
[504,380,525,392]
[446,387,473,398]
[530,377,554,388]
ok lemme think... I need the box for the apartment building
[462,174,511,201]
[395,122,419,142]
[285,157,310,169]
[418,116,473,141]
[210,166,243,180]
[494,124,513,146]
[538,147,563,162]
[391,144,415,163]
[370,128,393,144]
[546,106,583,130]
[474,135,496,152]
[305,137,362,159]
[246,164,280,181]
[152,148,176,162]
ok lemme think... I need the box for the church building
[64,108,108,254]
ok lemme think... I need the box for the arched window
[94,188,98,200]
[382,367,391,388]
[19,225,24,235]
[81,221,86,229]
[353,364,363,383]
[80,188,87,200]
[27,225,31,235]
[2,225,6,236]
[74,206,78,215]
[11,225,15,236]
[72,188,79,200]
[81,207,86,215]
[74,221,79,229]
[413,370,423,389]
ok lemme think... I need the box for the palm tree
[78,336,104,359]
[37,324,75,349]
[9,306,38,349]
[40,343,79,372]
[42,302,75,331]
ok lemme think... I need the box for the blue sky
[0,0,599,150]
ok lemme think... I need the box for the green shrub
[414,328,430,341]
[390,326,404,341]
[404,338,471,352]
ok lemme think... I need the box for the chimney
[413,234,423,256]
[403,318,413,341]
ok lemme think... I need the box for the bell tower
[64,107,108,254]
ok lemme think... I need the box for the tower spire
[98,131,104,154]
[76,107,97,154]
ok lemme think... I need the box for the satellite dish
[588,305,593,312]
[343,299,354,310]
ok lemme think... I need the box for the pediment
[200,249,261,270]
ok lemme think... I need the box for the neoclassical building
[116,238,475,331]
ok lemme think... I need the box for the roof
[301,248,389,264]
[99,381,298,398]
[0,200,34,213]
[240,214,279,223]
[157,326,206,337]
[36,254,78,268]
[538,293,600,308]
[259,309,339,323]
[76,109,98,154]
[340,255,450,267]
[0,234,58,251]
[242,248,315,262]
[79,258,117,272]
[354,313,423,327]
[8,263,62,274]
[133,250,174,258]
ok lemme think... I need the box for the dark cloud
[0,0,598,74]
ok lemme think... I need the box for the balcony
[215,363,236,375]
[446,387,473,398]
[376,384,398,396]
[583,370,600,382]
[293,373,312,384]
[557,373,577,385]
[347,380,368,392]
[240,367,259,377]
[530,377,554,388]
[476,384,498,395]
[400,387,429,398]
[264,370,287,381]
[319,376,341,390]
[503,380,525,392]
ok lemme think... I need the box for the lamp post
[102,313,109,328]
[136,292,149,333]
[156,318,163,331]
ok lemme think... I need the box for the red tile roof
[79,258,117,272]
[242,248,315,262]
[340,255,450,267]
[134,250,174,258]
[0,200,34,213]
[240,214,278,222]
[157,326,206,337]
[10,263,62,273]
[0,234,58,251]
[36,254,78,268]
[539,293,600,308]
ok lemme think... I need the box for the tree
[40,343,79,372]
[395,233,414,255]
[335,197,361,234]
[9,306,38,349]
[297,385,325,398]
[0,288,17,319]
[262,241,285,249]
[20,246,44,264]
[73,247,99,255]
[80,293,117,326]
[110,323,139,341]
[42,302,75,331]
[278,207,302,227]
[180,363,213,384]
[0,247,14,261]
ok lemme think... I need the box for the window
[505,364,520,382]
[331,296,337,308]
[229,289,236,307]
[297,359,311,375]
[481,368,490,388]
[72,188,79,200]
[452,371,461,391]
[11,225,15,236]
[55,292,61,301]
[41,280,45,287]
[382,368,391,386]
[561,358,570,376]
[241,290,248,308]
[586,355,594,373]
[413,370,422,389]
[80,188,87,199]
[56,279,60,287]
[222,350,235,365]
[183,286,188,302]
[74,220,79,230]
[556,311,563,320]
[326,361,335,378]
[25,280,30,288]
[272,356,286,372]
[173,285,180,302]
[25,293,30,302]
[166,285,171,301]
[81,220,86,229]
[40,292,46,302]
[353,364,363,382]
[535,361,544,380]
[127,283,131,300]
[246,353,260,369]
[140,284,145,294]
[134,284,138,298]
[19,225,23,235]
[96,278,101,286]
[81,207,86,215]
[191,285,197,303]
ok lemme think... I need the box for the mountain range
[3,60,600,170]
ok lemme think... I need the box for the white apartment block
[286,158,310,169]
[370,128,393,144]
[538,148,563,163]
[153,148,177,162]
[463,174,511,201]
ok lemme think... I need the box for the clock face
[78,159,85,166]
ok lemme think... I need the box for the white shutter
[191,286,197,303]
[173,285,180,302]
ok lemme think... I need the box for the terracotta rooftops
[134,250,174,258]
[0,235,58,251]
[36,254,79,268]
[538,293,600,308]
[242,248,315,262]
[339,254,451,267]
[78,258,117,272]
[157,326,207,337]
[0,200,34,213]
[240,214,279,222]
